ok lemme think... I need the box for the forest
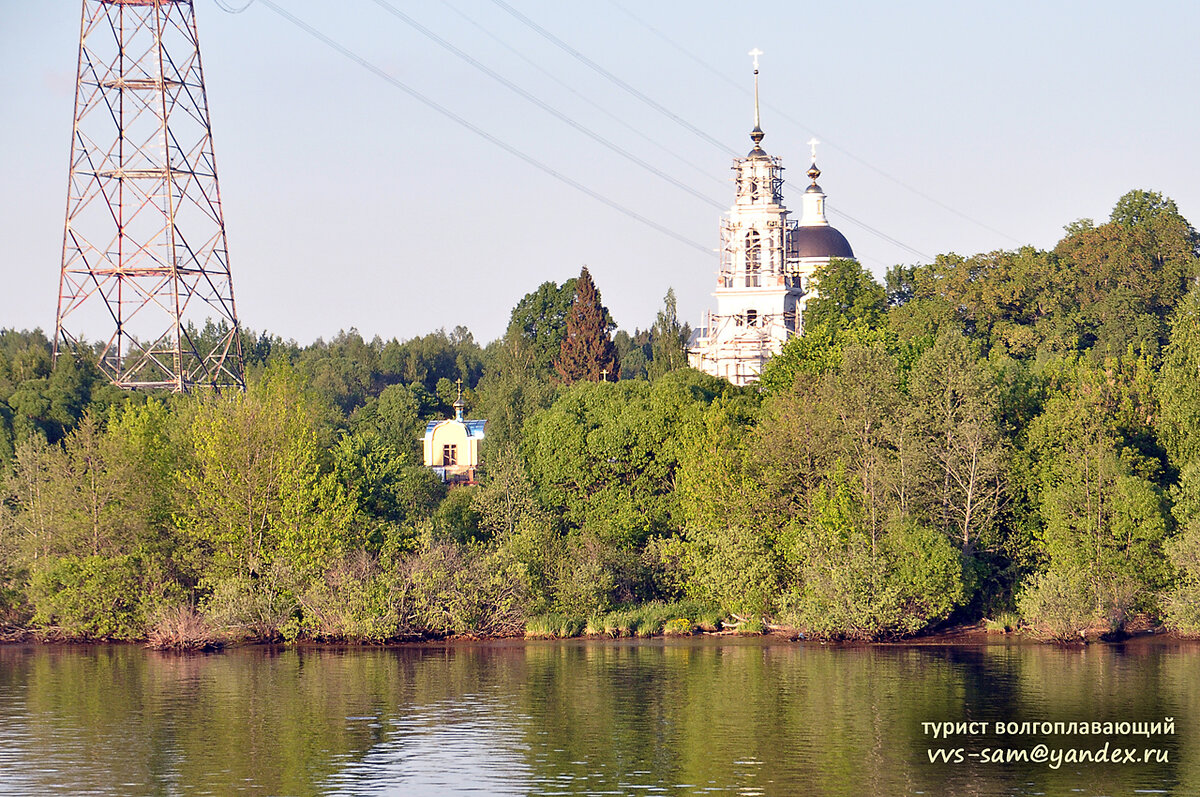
[2,189,1200,645]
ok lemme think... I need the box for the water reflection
[0,638,1192,796]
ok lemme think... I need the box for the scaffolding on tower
[55,0,245,391]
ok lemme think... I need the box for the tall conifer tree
[554,267,620,383]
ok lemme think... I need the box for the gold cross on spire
[748,48,763,131]
[808,137,820,163]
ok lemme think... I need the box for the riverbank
[0,613,1178,650]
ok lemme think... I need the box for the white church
[689,54,855,386]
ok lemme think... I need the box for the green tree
[648,288,690,380]
[907,329,1006,553]
[175,365,355,583]
[803,257,888,331]
[1157,285,1200,470]
[782,466,963,639]
[1022,358,1171,631]
[523,370,736,549]
[613,329,650,381]
[674,392,777,616]
[758,321,896,395]
[1156,287,1200,631]
[504,279,578,376]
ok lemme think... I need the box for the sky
[3,1,1200,347]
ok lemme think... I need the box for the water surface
[0,637,1193,796]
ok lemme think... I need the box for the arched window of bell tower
[745,230,761,287]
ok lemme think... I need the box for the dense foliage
[3,189,1200,643]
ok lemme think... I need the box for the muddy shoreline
[0,621,1188,650]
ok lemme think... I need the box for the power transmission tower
[55,0,245,391]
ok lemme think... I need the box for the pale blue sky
[3,1,1199,345]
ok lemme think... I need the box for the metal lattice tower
[55,0,244,391]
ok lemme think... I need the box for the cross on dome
[453,377,466,420]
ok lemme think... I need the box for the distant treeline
[3,189,1200,644]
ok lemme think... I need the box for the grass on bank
[983,611,1020,634]
[525,601,733,640]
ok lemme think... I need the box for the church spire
[747,48,766,157]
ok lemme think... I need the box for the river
[0,637,1193,795]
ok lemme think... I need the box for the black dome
[788,226,854,259]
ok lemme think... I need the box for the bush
[1163,521,1200,635]
[678,524,780,617]
[202,567,298,641]
[549,531,646,617]
[297,552,399,642]
[694,607,724,632]
[1163,578,1200,636]
[29,555,147,640]
[783,491,965,640]
[400,537,528,637]
[588,601,717,638]
[984,611,1020,634]
[148,604,222,650]
[432,486,482,544]
[1017,570,1095,641]
[603,610,634,637]
[736,617,766,635]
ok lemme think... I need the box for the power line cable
[501,0,937,262]
[213,0,256,14]
[252,0,712,254]
[367,0,725,211]
[827,207,932,262]
[439,0,729,192]
[488,0,738,158]
[607,0,1024,248]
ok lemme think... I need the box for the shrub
[694,607,724,632]
[148,604,222,650]
[984,611,1020,634]
[736,617,766,635]
[1017,570,1095,641]
[603,610,634,637]
[29,555,147,640]
[400,538,528,637]
[202,568,298,641]
[1163,577,1200,636]
[298,552,399,642]
[782,480,965,640]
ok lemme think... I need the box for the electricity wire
[213,0,256,14]
[608,0,1023,247]
[439,0,729,192]
[488,0,738,158]
[367,0,726,211]
[496,0,936,261]
[827,207,932,262]
[252,0,713,254]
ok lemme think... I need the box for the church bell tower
[689,51,802,386]
[688,51,856,387]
